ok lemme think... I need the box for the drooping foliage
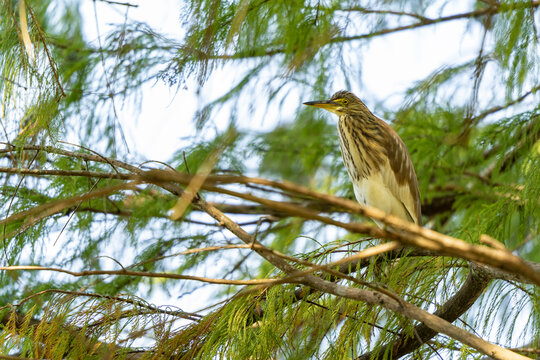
[0,0,539,359]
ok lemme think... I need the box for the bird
[304,90,422,226]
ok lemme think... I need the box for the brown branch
[263,241,405,303]
[357,264,492,359]
[0,182,138,238]
[471,261,540,284]
[421,194,457,216]
[473,84,540,124]
[96,0,138,7]
[191,199,528,359]
[5,288,200,321]
[0,166,132,180]
[0,164,488,222]
[0,143,142,174]
[337,6,430,21]
[262,249,532,357]
[142,170,540,286]
[1,161,538,285]
[0,355,36,360]
[510,347,540,356]
[169,128,235,220]
[249,247,530,327]
[333,1,540,42]
[0,265,278,286]
[334,246,540,285]
[310,276,527,359]
[482,114,540,179]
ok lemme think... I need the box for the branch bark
[187,198,530,359]
[1,158,538,285]
[0,265,279,286]
[357,264,493,359]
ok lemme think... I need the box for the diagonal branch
[357,264,492,359]
[0,182,138,240]
[330,1,540,43]
[193,198,528,360]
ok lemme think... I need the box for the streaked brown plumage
[304,90,422,226]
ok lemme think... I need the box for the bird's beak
[303,100,339,110]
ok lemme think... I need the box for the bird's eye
[342,99,349,105]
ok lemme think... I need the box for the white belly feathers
[352,172,414,224]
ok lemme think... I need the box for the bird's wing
[379,120,422,225]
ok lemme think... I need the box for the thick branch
[144,170,540,286]
[1,161,538,285]
[307,275,526,359]
[185,196,528,359]
[357,264,492,359]
[0,164,458,217]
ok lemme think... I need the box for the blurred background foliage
[0,0,539,358]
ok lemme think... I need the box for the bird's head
[303,90,367,116]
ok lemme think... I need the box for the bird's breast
[337,115,384,182]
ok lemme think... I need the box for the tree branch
[333,1,540,42]
[184,193,529,359]
[357,263,492,359]
[1,157,538,285]
[0,265,279,286]
[144,170,540,286]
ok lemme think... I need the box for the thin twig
[26,4,65,98]
[0,265,277,286]
[96,0,138,7]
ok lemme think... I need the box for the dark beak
[303,100,339,110]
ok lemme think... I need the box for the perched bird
[304,90,422,226]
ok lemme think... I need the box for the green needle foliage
[0,0,539,359]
